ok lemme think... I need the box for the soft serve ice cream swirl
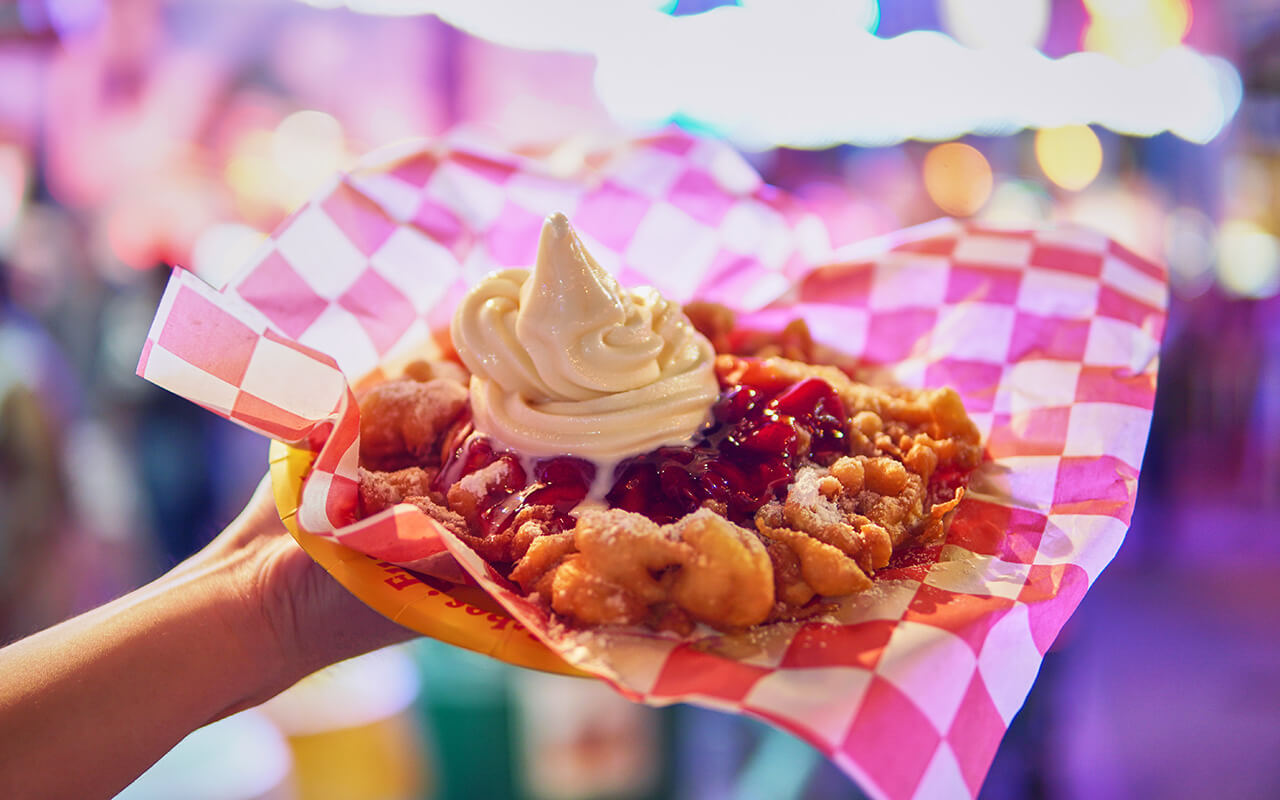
[451,212,718,462]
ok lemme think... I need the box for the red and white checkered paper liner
[138,130,1166,800]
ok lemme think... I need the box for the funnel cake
[357,349,980,633]
[356,215,981,634]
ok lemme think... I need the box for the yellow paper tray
[268,440,585,677]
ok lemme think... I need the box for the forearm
[0,554,278,799]
[0,475,414,799]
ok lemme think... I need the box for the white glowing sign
[300,0,1242,148]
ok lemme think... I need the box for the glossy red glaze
[436,360,851,530]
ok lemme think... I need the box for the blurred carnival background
[1,1,1277,798]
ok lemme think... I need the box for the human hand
[184,473,418,715]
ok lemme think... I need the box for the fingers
[283,548,419,676]
[222,472,420,680]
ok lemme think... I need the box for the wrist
[178,476,417,714]
[154,542,293,720]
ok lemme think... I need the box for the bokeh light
[1035,125,1104,191]
[1215,220,1280,299]
[980,179,1052,226]
[1083,0,1192,63]
[273,109,347,209]
[1163,206,1216,298]
[190,223,268,289]
[225,129,280,221]
[922,143,993,217]
[222,109,348,224]
[940,0,1049,50]
[272,109,345,185]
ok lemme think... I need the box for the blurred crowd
[1,1,1277,798]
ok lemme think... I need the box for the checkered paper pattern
[138,130,1166,800]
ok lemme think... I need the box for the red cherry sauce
[435,359,849,532]
[607,373,847,524]
[436,422,595,536]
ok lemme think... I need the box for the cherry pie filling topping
[432,357,966,559]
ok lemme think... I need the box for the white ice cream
[451,212,718,462]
